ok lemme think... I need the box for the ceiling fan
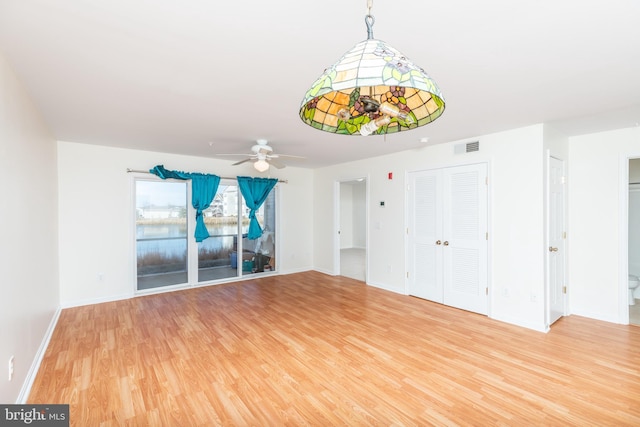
[216,139,305,172]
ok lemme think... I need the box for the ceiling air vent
[454,141,480,154]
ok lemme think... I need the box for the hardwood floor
[29,272,640,426]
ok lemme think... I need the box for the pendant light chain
[365,0,375,40]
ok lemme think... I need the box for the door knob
[443,241,449,246]
[549,246,558,252]
[436,240,442,245]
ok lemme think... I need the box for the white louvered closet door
[408,163,487,315]
[442,163,488,315]
[407,170,443,302]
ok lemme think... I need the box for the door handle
[436,240,442,245]
[549,246,558,252]
[443,241,449,246]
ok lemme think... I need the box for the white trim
[17,307,62,403]
[619,153,640,324]
[544,151,550,327]
[333,181,341,276]
[403,170,410,295]
[618,154,640,324]
[619,155,629,324]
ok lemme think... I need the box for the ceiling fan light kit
[217,139,305,172]
[299,0,445,136]
[254,158,270,172]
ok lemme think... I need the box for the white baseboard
[489,313,549,333]
[60,292,132,309]
[311,267,335,276]
[366,280,404,294]
[17,306,62,403]
[569,308,622,325]
[279,266,314,275]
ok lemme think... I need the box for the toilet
[629,275,640,305]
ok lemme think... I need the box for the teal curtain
[150,165,220,242]
[237,176,278,240]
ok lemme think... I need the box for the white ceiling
[1,0,639,168]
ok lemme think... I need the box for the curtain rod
[126,168,288,183]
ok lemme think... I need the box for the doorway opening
[336,178,367,281]
[628,158,640,325]
[546,155,566,327]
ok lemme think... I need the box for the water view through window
[136,180,188,290]
[135,179,277,290]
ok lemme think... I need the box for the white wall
[57,142,314,307]
[568,127,640,323]
[0,53,59,403]
[314,124,548,331]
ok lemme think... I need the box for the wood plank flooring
[29,271,640,426]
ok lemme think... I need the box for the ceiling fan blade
[269,158,286,169]
[276,154,306,159]
[232,158,252,166]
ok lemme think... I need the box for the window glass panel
[240,189,277,274]
[136,180,188,290]
[198,184,239,282]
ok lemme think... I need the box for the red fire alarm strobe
[388,172,393,180]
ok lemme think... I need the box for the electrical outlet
[8,356,14,381]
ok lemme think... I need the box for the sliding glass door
[198,182,277,281]
[135,180,188,290]
[197,184,240,282]
[135,177,277,291]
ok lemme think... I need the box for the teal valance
[150,165,220,243]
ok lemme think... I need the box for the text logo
[0,405,69,426]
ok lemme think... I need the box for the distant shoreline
[136,217,252,226]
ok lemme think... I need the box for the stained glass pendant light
[299,0,445,136]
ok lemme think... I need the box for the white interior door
[442,164,488,315]
[548,156,565,325]
[407,170,443,302]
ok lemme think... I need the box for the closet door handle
[549,246,558,252]
[436,240,442,245]
[443,241,449,246]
